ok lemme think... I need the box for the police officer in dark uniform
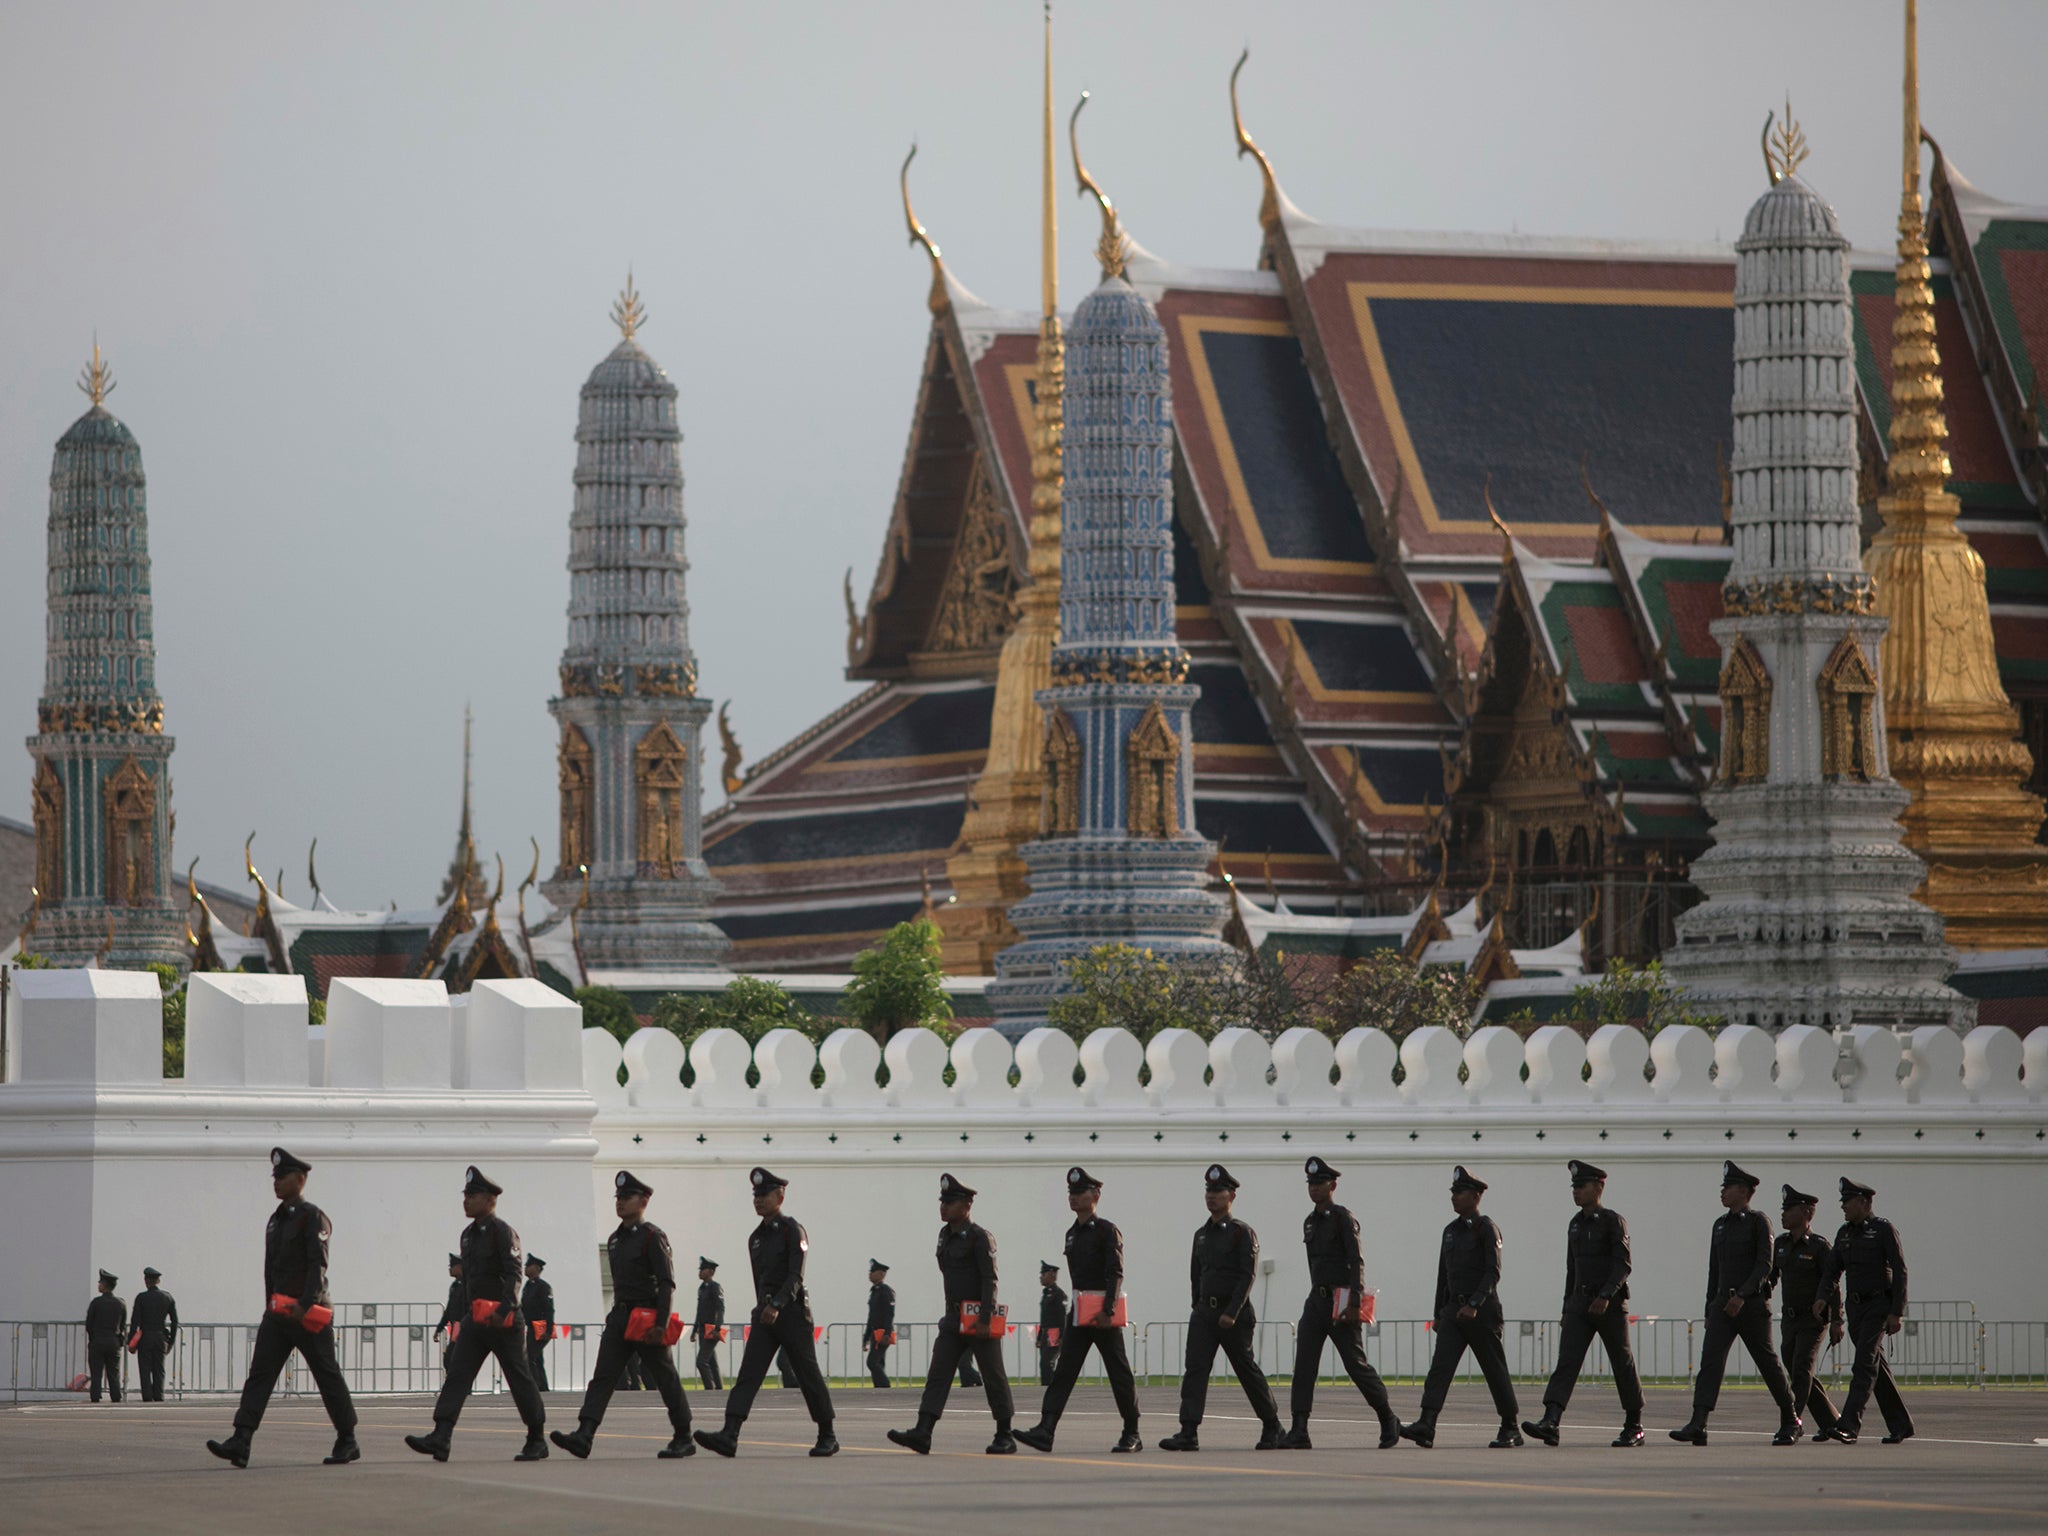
[1160,1165,1283,1452]
[1284,1156,1399,1450]
[85,1270,126,1403]
[889,1172,1014,1455]
[693,1258,725,1391]
[206,1148,359,1468]
[551,1170,694,1459]
[1669,1161,1799,1445]
[433,1252,463,1375]
[1401,1166,1522,1448]
[522,1256,554,1391]
[865,1261,895,1388]
[1035,1262,1066,1387]
[1775,1183,1842,1442]
[1016,1167,1142,1454]
[132,1266,179,1402]
[1817,1176,1913,1444]
[404,1166,548,1463]
[693,1168,838,1458]
[1525,1159,1644,1448]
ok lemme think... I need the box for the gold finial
[1762,97,1809,186]
[718,701,745,794]
[243,832,269,893]
[1884,0,1949,506]
[77,336,116,408]
[610,269,646,340]
[843,568,864,659]
[519,837,539,902]
[1580,455,1614,537]
[1070,93,1131,281]
[1483,475,1513,555]
[900,143,948,313]
[489,853,505,911]
[1229,49,1282,235]
[1041,7,1061,313]
[306,838,322,907]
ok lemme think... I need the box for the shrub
[841,919,952,1043]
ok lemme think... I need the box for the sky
[3,0,2044,914]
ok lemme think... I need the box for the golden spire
[1761,98,1809,187]
[1229,49,1282,235]
[1070,93,1131,280]
[610,269,646,340]
[306,838,322,907]
[77,336,116,408]
[900,144,948,313]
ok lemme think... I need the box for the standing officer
[1035,1261,1066,1387]
[693,1258,725,1391]
[1283,1156,1399,1450]
[433,1253,463,1375]
[550,1170,694,1459]
[888,1172,1013,1455]
[85,1270,127,1403]
[1817,1176,1913,1445]
[205,1148,358,1468]
[1401,1166,1522,1448]
[1159,1165,1283,1452]
[693,1168,837,1458]
[132,1267,179,1402]
[1668,1161,1799,1446]
[865,1261,895,1389]
[1016,1167,1142,1454]
[1524,1159,1643,1448]
[1775,1184,1842,1442]
[404,1166,548,1463]
[522,1255,554,1392]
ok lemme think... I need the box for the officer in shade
[1524,1160,1645,1448]
[404,1165,548,1463]
[84,1270,126,1403]
[1015,1167,1142,1454]
[551,1170,695,1459]
[693,1257,725,1391]
[132,1266,179,1403]
[1035,1261,1066,1388]
[1817,1175,1914,1445]
[205,1148,358,1468]
[522,1255,554,1392]
[1283,1156,1399,1450]
[865,1261,896,1388]
[1774,1183,1843,1442]
[1159,1165,1283,1453]
[692,1167,837,1458]
[1401,1166,1522,1448]
[888,1172,1014,1455]
[1668,1161,1800,1446]
[433,1252,463,1374]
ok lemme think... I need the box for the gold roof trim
[1070,93,1130,281]
[1229,49,1282,235]
[900,144,948,314]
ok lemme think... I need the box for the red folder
[1332,1288,1376,1325]
[625,1308,685,1346]
[269,1294,334,1332]
[1044,1327,1061,1349]
[959,1302,1008,1338]
[470,1298,516,1329]
[531,1319,549,1341]
[126,1329,140,1353]
[1074,1292,1127,1328]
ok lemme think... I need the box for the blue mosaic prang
[990,277,1227,1035]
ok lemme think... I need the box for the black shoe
[514,1434,549,1462]
[404,1433,451,1463]
[658,1436,695,1459]
[1159,1427,1199,1452]
[206,1436,251,1469]
[1522,1417,1559,1447]
[810,1431,840,1458]
[693,1429,739,1458]
[1811,1427,1833,1442]
[1771,1422,1802,1447]
[1254,1422,1283,1450]
[323,1437,360,1466]
[1014,1425,1054,1454]
[550,1429,592,1460]
[1613,1422,1644,1448]
[1397,1421,1435,1449]
[1668,1420,1708,1446]
[1880,1429,1914,1445]
[1489,1424,1524,1448]
[1825,1425,1858,1445]
[1112,1429,1142,1454]
[1378,1419,1401,1450]
[887,1427,932,1455]
[987,1430,1017,1455]
[1279,1424,1312,1450]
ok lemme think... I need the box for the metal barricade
[1887,1300,1979,1386]
[1979,1321,2048,1386]
[1136,1320,1294,1385]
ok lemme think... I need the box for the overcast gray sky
[4,1,2043,913]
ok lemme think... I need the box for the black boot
[1279,1419,1312,1450]
[514,1433,549,1462]
[206,1434,251,1469]
[693,1421,740,1458]
[1770,1416,1804,1447]
[1014,1424,1055,1453]
[550,1427,593,1459]
[810,1425,840,1458]
[1112,1427,1142,1454]
[888,1416,935,1455]
[986,1426,1017,1455]
[1377,1414,1401,1450]
[1253,1420,1284,1450]
[1522,1413,1559,1447]
[1668,1418,1708,1446]
[404,1430,452,1462]
[1158,1424,1200,1452]
[1489,1421,1524,1448]
[1613,1419,1644,1448]
[1398,1415,1436,1449]
[323,1435,360,1465]
[658,1435,695,1458]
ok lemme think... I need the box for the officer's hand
[1884,1314,1902,1336]
[1218,1314,1236,1329]
[1341,1303,1364,1324]
[1587,1297,1609,1317]
[494,1302,511,1326]
[1829,1322,1844,1346]
[760,1305,780,1325]
[1811,1299,1827,1320]
[284,1301,306,1323]
[1723,1295,1744,1317]
[433,1327,445,1341]
[1457,1305,1477,1321]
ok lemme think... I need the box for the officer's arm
[976,1228,998,1312]
[1704,1222,1724,1305]
[1886,1224,1908,1316]
[498,1227,522,1312]
[1823,1247,1843,1326]
[882,1287,895,1330]
[1106,1223,1125,1307]
[1188,1233,1201,1308]
[167,1292,180,1344]
[1603,1212,1632,1300]
[768,1224,804,1310]
[1341,1211,1365,1293]
[1735,1216,1772,1299]
[298,1213,326,1314]
[648,1232,676,1323]
[1224,1226,1258,1317]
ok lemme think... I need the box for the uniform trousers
[87,1341,124,1402]
[866,1336,891,1389]
[432,1315,545,1435]
[574,1306,688,1437]
[1037,1324,1140,1431]
[696,1334,723,1391]
[1177,1301,1279,1430]
[232,1313,357,1437]
[917,1329,1011,1426]
[1541,1302,1643,1419]
[1038,1343,1057,1388]
[1689,1303,1795,1417]
[1291,1295,1395,1424]
[1838,1298,1913,1438]
[1419,1307,1520,1422]
[1779,1318,1839,1433]
[138,1342,168,1402]
[725,1306,832,1427]
[526,1337,550,1392]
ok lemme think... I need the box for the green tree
[574,984,639,1043]
[841,918,952,1043]
[11,952,53,969]
[147,963,187,1078]
[652,975,820,1047]
[1561,958,1716,1036]
[1312,949,1485,1043]
[1047,943,1247,1044]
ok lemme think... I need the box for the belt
[1847,1289,1891,1305]
[1201,1295,1230,1309]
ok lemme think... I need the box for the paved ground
[4,1386,2044,1536]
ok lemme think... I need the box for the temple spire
[77,336,116,407]
[610,269,645,341]
[437,707,486,907]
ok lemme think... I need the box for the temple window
[1042,708,1081,836]
[634,721,688,877]
[1126,702,1181,839]
[1719,637,1773,785]
[1818,635,1881,781]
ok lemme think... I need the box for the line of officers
[197,1148,1913,1469]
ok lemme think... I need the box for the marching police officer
[1669,1161,1799,1446]
[1817,1176,1913,1444]
[132,1266,179,1402]
[1036,1261,1066,1388]
[85,1269,126,1403]
[551,1170,694,1459]
[1159,1165,1283,1452]
[1775,1184,1842,1442]
[1525,1160,1643,1448]
[1284,1156,1399,1450]
[693,1257,725,1391]
[205,1148,359,1468]
[433,1252,462,1375]
[865,1261,895,1389]
[693,1168,837,1458]
[522,1256,554,1392]
[889,1172,1014,1455]
[1015,1167,1142,1455]
[405,1166,548,1462]
[1401,1166,1522,1448]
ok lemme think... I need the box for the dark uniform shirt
[1773,1232,1840,1324]
[747,1214,810,1312]
[866,1282,894,1336]
[1063,1217,1125,1306]
[85,1293,127,1344]
[1563,1205,1632,1306]
[1820,1217,1908,1313]
[438,1278,464,1332]
[695,1278,726,1336]
[266,1198,334,1311]
[1434,1214,1503,1316]
[521,1276,555,1331]
[1039,1283,1068,1336]
[606,1218,676,1317]
[131,1287,178,1347]
[1303,1202,1366,1292]
[1704,1207,1776,1308]
[459,1214,526,1318]
[935,1221,998,1330]
[1189,1216,1259,1315]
